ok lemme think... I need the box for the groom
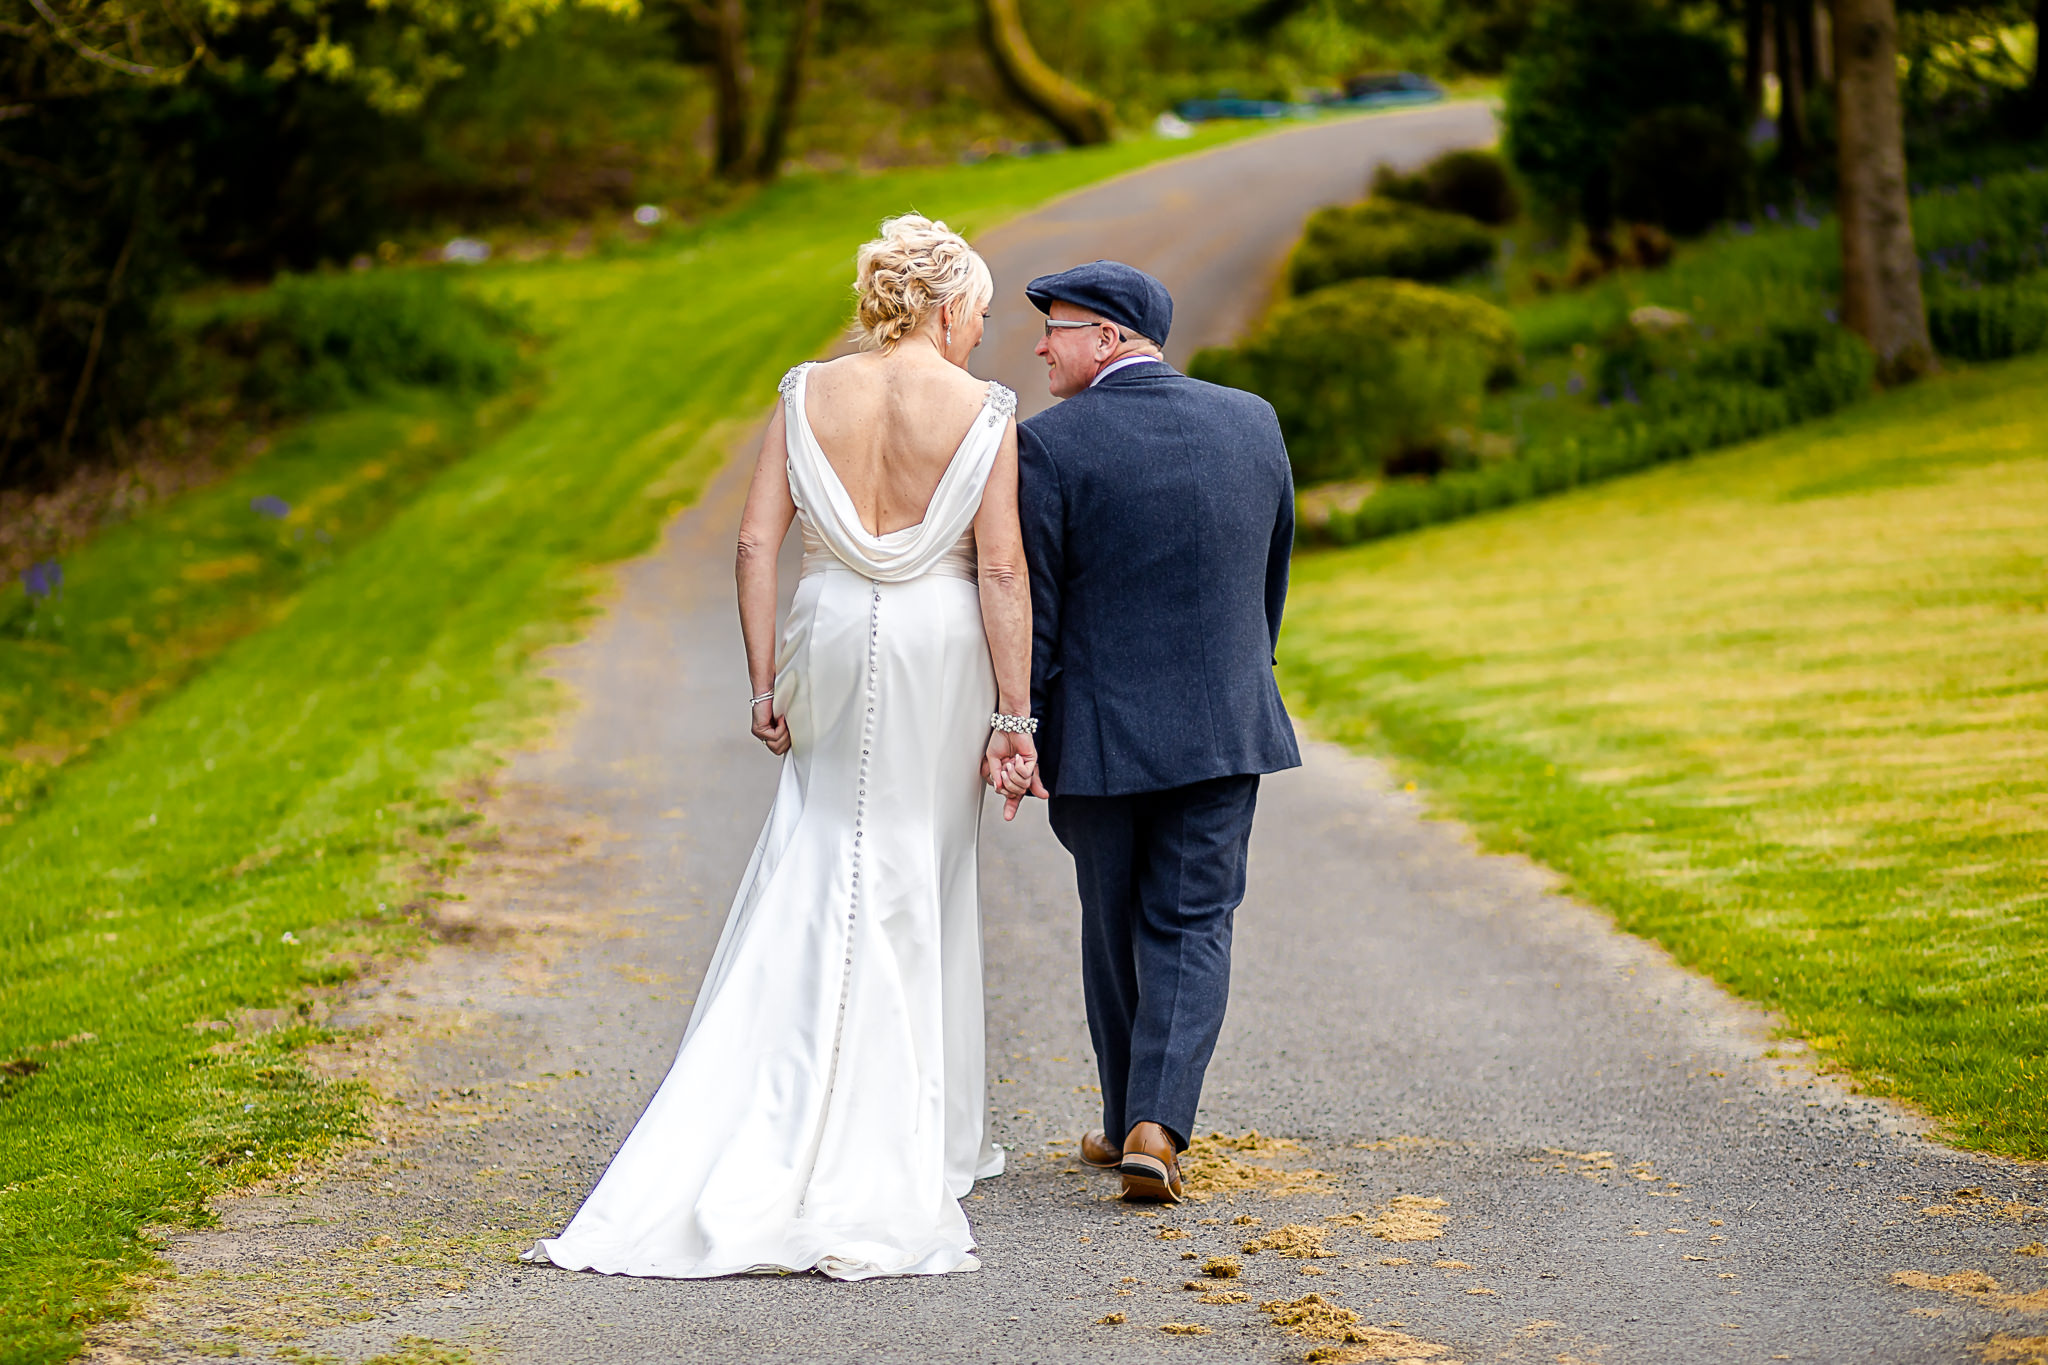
[1013,261,1300,1203]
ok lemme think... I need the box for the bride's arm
[736,405,798,755]
[975,422,1042,819]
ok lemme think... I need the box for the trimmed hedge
[1287,199,1498,295]
[1189,278,1519,484]
[1317,322,1874,545]
[1371,148,1522,226]
[1928,275,2048,361]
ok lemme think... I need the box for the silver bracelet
[990,712,1038,734]
[750,691,775,708]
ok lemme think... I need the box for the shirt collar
[1088,354,1164,388]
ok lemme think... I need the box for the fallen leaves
[1181,1132,1332,1199]
[1201,1256,1242,1278]
[1159,1322,1210,1336]
[1892,1269,2048,1312]
[1259,1292,1457,1360]
[1244,1224,1334,1258]
[1974,1334,2048,1364]
[1328,1195,1449,1243]
[1198,1290,1250,1304]
[1095,1312,1126,1325]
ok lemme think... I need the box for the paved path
[119,108,2045,1365]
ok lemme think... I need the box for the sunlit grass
[0,125,1261,1364]
[1280,352,2048,1157]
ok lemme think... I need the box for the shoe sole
[1118,1153,1184,1203]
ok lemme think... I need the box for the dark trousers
[1048,774,1260,1151]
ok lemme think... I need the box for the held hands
[984,729,1049,822]
[751,697,791,756]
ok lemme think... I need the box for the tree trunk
[1795,0,1820,94]
[706,0,754,180]
[754,0,824,180]
[1776,0,1810,173]
[1744,0,1767,122]
[979,0,1113,146]
[1834,0,1935,383]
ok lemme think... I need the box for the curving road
[122,106,2045,1365]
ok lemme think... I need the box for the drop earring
[945,323,953,347]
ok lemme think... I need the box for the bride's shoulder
[777,361,815,397]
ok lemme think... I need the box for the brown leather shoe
[1118,1121,1185,1203]
[1079,1130,1123,1169]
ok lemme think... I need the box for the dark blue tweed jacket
[1018,362,1302,798]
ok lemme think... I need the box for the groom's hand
[985,736,1049,821]
[1000,757,1049,822]
[985,731,1048,821]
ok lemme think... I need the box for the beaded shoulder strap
[985,381,1018,426]
[778,362,813,399]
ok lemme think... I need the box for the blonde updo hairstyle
[854,214,993,353]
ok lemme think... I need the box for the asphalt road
[115,107,2046,1365]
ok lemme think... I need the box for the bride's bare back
[800,350,997,536]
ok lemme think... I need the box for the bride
[523,215,1035,1281]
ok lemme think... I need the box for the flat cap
[1025,260,1173,346]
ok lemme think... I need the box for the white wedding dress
[524,363,1017,1281]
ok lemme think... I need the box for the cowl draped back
[781,361,1015,583]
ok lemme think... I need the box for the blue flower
[1765,204,1781,222]
[22,561,62,599]
[251,495,290,519]
[1824,308,1839,324]
[1734,221,1754,236]
[1566,373,1585,396]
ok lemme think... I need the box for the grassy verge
[1279,352,2048,1158]
[0,122,1265,1363]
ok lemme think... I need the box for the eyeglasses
[1043,318,1126,341]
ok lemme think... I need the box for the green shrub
[1320,322,1873,544]
[1190,278,1520,484]
[1371,148,1522,226]
[1503,0,1744,235]
[1928,274,2048,360]
[192,270,524,414]
[1288,200,1498,295]
[1614,106,1752,237]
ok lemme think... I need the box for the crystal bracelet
[750,691,775,708]
[989,712,1038,734]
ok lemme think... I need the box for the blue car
[1327,72,1446,109]
[1173,95,1295,123]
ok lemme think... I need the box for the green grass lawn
[1280,352,2048,1157]
[0,121,1269,1364]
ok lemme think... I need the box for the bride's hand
[752,699,791,756]
[985,730,1049,821]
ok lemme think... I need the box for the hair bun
[854,214,993,352]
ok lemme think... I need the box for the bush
[1319,322,1873,544]
[191,270,525,415]
[1288,200,1498,295]
[1928,274,2048,361]
[1190,278,1520,484]
[1372,148,1522,226]
[1614,106,1752,237]
[1503,0,1744,235]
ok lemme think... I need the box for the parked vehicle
[1173,94,1297,123]
[1329,72,1446,109]
[1174,73,1445,123]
